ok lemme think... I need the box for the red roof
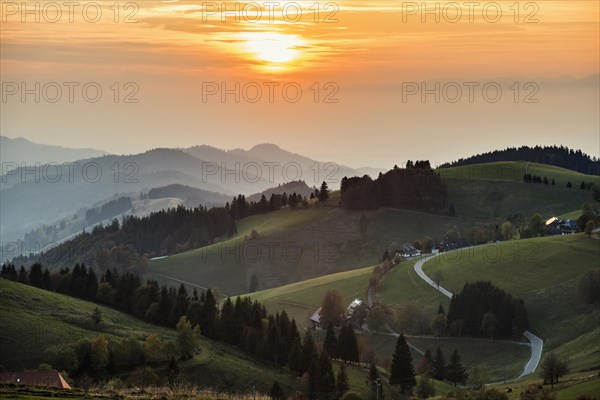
[0,370,71,389]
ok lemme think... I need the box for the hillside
[0,279,407,397]
[248,259,531,382]
[439,146,600,175]
[146,184,230,208]
[440,162,597,219]
[146,206,471,295]
[0,136,108,165]
[422,234,600,371]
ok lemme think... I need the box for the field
[422,234,600,371]
[438,162,598,187]
[147,206,470,296]
[439,162,597,220]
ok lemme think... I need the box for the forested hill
[440,146,600,175]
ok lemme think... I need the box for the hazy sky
[1,0,598,168]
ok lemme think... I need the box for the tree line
[13,204,237,271]
[85,196,133,225]
[447,281,529,339]
[340,163,448,213]
[440,145,600,175]
[227,190,309,219]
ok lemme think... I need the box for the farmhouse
[0,370,72,389]
[545,217,579,235]
[396,242,420,258]
[309,299,370,329]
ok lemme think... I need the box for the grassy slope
[249,257,531,382]
[147,161,596,296]
[422,234,600,371]
[147,206,467,295]
[439,162,598,187]
[0,279,409,398]
[440,162,597,220]
[375,261,528,381]
[250,265,374,325]
[0,279,294,392]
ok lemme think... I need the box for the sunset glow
[0,0,598,164]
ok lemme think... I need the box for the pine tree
[302,330,318,373]
[389,333,416,393]
[338,325,359,363]
[28,263,44,287]
[42,268,52,290]
[336,363,350,398]
[324,324,338,359]
[318,181,330,202]
[433,346,446,380]
[316,352,336,400]
[18,266,27,283]
[437,303,445,315]
[201,289,219,338]
[288,336,304,375]
[446,349,468,386]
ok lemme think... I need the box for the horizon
[1,1,599,168]
[2,133,599,171]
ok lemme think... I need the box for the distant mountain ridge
[440,145,600,175]
[0,136,108,165]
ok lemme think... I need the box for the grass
[378,258,450,315]
[146,161,596,296]
[438,162,598,187]
[422,234,600,371]
[0,280,299,393]
[147,206,469,296]
[249,265,374,325]
[0,279,423,396]
[0,279,175,370]
[439,161,597,220]
[359,332,529,382]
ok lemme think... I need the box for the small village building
[546,217,578,235]
[0,371,72,389]
[396,243,420,258]
[309,307,321,328]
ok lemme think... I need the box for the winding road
[413,252,543,379]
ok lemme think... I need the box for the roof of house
[545,217,559,226]
[0,371,71,389]
[310,308,321,323]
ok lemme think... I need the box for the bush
[415,376,435,398]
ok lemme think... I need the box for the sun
[237,32,306,71]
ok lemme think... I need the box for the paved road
[413,250,544,378]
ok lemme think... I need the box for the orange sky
[1,0,599,166]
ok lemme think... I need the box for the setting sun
[237,32,307,71]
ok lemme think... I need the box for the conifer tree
[433,346,446,380]
[446,349,468,386]
[389,333,416,393]
[324,324,338,359]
